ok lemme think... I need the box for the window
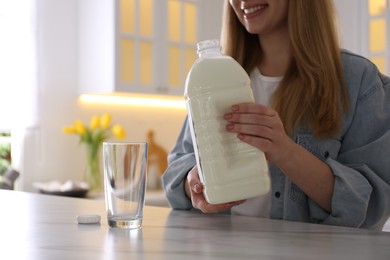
[117,0,198,95]
[167,0,198,88]
[367,0,390,75]
[118,0,154,86]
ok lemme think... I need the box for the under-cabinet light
[79,94,186,109]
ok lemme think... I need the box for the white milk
[185,39,270,204]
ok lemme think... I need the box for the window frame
[115,0,199,96]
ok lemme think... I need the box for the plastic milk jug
[184,39,270,204]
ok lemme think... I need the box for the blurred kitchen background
[0,0,388,194]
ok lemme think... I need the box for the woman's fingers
[225,104,281,132]
[223,103,294,166]
[226,123,275,140]
[186,166,245,213]
[231,103,276,116]
[225,112,276,128]
[194,199,245,214]
[192,189,245,213]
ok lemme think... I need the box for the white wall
[334,0,366,56]
[15,0,81,191]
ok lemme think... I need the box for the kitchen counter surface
[0,189,389,259]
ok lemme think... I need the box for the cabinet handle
[157,86,169,93]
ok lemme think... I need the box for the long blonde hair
[220,0,349,138]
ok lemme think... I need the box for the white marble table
[0,190,389,259]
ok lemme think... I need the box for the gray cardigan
[162,50,390,230]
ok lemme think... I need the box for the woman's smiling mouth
[243,5,266,14]
[241,4,268,19]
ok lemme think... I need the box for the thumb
[192,183,203,194]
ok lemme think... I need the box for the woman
[162,0,390,230]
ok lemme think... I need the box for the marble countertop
[0,189,389,259]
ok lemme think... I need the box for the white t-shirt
[231,68,282,218]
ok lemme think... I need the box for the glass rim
[103,141,147,146]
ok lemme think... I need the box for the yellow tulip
[62,126,76,135]
[100,113,112,129]
[74,120,86,135]
[63,114,127,147]
[112,124,126,139]
[90,115,100,130]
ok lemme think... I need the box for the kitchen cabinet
[78,0,224,96]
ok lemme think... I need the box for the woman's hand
[224,103,335,212]
[224,103,295,167]
[185,166,245,213]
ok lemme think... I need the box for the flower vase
[85,142,102,192]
